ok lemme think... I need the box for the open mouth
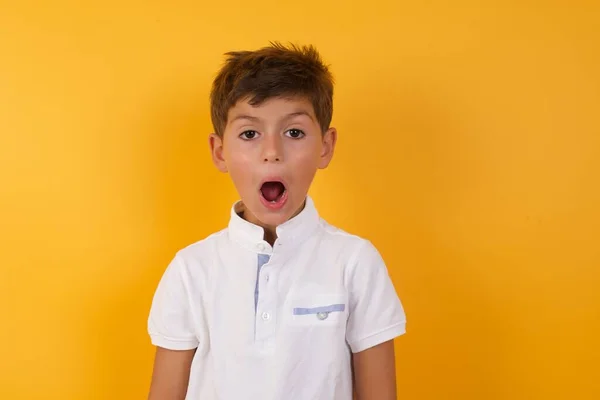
[260,181,287,203]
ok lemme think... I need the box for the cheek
[227,161,251,181]
[224,150,254,183]
[224,144,252,168]
[290,145,320,168]
[290,153,320,183]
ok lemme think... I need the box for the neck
[263,229,277,246]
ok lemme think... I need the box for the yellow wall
[1,1,598,399]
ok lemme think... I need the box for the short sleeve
[147,254,200,350]
[345,240,407,353]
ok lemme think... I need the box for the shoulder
[176,228,228,261]
[318,218,366,247]
[161,228,229,284]
[317,218,383,266]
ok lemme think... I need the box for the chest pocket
[285,293,348,327]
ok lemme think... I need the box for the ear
[318,127,337,169]
[209,133,228,173]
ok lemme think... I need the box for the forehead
[226,96,317,126]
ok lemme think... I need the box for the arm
[352,340,397,400]
[148,347,196,400]
[147,254,205,399]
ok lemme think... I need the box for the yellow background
[1,1,599,399]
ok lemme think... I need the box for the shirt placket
[254,248,278,346]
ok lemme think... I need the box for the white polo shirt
[148,196,406,399]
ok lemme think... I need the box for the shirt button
[317,312,329,320]
[257,243,265,251]
[265,275,269,282]
[261,312,271,321]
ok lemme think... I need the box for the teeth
[267,189,285,203]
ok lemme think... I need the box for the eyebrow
[230,110,315,124]
[284,111,314,122]
[230,114,259,124]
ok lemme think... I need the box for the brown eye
[285,129,305,139]
[240,130,258,140]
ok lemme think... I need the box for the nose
[262,134,283,163]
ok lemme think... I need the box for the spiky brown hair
[210,42,334,137]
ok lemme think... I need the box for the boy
[147,42,406,400]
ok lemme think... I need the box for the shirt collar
[228,195,320,254]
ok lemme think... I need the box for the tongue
[261,182,284,202]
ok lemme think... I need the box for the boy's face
[209,96,336,230]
